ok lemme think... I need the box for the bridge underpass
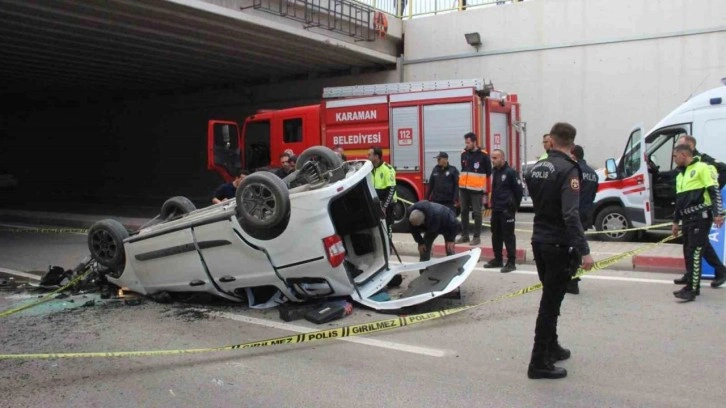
[0,0,400,207]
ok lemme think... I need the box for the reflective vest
[372,162,398,204]
[459,148,490,192]
[539,152,549,160]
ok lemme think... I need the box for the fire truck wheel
[594,205,635,242]
[236,171,290,232]
[392,185,416,233]
[88,219,129,272]
[160,196,196,220]
[296,146,343,173]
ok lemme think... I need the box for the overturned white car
[87,147,479,310]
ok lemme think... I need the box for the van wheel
[88,219,129,274]
[236,171,290,236]
[160,196,196,220]
[595,205,635,242]
[392,185,416,233]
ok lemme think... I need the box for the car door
[617,126,652,227]
[350,249,481,310]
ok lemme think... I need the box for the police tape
[395,197,674,236]
[0,227,88,234]
[0,234,677,360]
[0,267,94,319]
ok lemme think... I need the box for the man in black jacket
[566,145,599,295]
[427,152,459,214]
[525,122,594,380]
[483,149,523,273]
[408,200,461,262]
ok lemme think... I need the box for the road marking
[470,267,718,286]
[0,267,41,281]
[212,311,453,358]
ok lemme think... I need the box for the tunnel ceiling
[0,0,395,102]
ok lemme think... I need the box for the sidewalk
[0,207,685,273]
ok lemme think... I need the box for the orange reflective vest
[459,148,491,192]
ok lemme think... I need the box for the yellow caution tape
[0,233,677,360]
[0,267,94,319]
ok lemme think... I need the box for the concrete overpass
[0,0,401,101]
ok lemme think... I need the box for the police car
[87,146,479,310]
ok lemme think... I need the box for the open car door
[351,249,481,310]
[616,125,652,228]
[207,120,242,182]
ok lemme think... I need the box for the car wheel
[392,185,416,233]
[296,146,343,173]
[236,171,290,232]
[88,219,129,274]
[594,205,635,242]
[160,196,196,220]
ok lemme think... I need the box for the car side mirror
[605,158,618,179]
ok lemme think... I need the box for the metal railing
[355,0,526,19]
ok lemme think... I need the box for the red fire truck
[207,79,523,229]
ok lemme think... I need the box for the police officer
[525,122,594,380]
[427,152,459,214]
[539,133,553,160]
[368,146,397,242]
[408,200,461,262]
[672,145,726,301]
[483,149,523,273]
[673,135,726,288]
[567,145,599,295]
[457,132,491,246]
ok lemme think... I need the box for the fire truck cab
[593,83,726,241]
[207,79,523,230]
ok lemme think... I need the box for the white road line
[0,267,41,281]
[212,311,453,358]
[470,267,719,286]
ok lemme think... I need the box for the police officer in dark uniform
[427,152,459,214]
[408,200,461,262]
[567,145,599,295]
[483,149,523,273]
[525,122,594,380]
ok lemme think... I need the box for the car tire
[88,219,129,272]
[236,171,290,233]
[160,196,196,220]
[594,205,635,242]
[392,185,416,233]
[296,146,343,173]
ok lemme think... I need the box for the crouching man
[408,200,461,262]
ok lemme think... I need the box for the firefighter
[408,200,461,262]
[427,152,459,214]
[673,135,726,288]
[525,122,593,379]
[457,132,491,246]
[539,133,553,160]
[671,144,726,301]
[368,146,397,242]
[567,145,599,295]
[483,149,523,273]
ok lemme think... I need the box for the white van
[592,81,726,241]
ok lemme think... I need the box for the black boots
[673,286,698,301]
[500,261,516,273]
[712,274,726,288]
[548,341,571,363]
[483,259,503,268]
[673,274,689,285]
[528,343,568,380]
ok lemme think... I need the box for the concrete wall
[0,70,397,206]
[403,0,726,166]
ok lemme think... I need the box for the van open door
[207,120,242,182]
[596,125,652,240]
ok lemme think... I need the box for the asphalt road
[1,225,724,408]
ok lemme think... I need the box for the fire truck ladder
[322,79,495,99]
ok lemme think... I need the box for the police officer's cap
[434,152,448,159]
